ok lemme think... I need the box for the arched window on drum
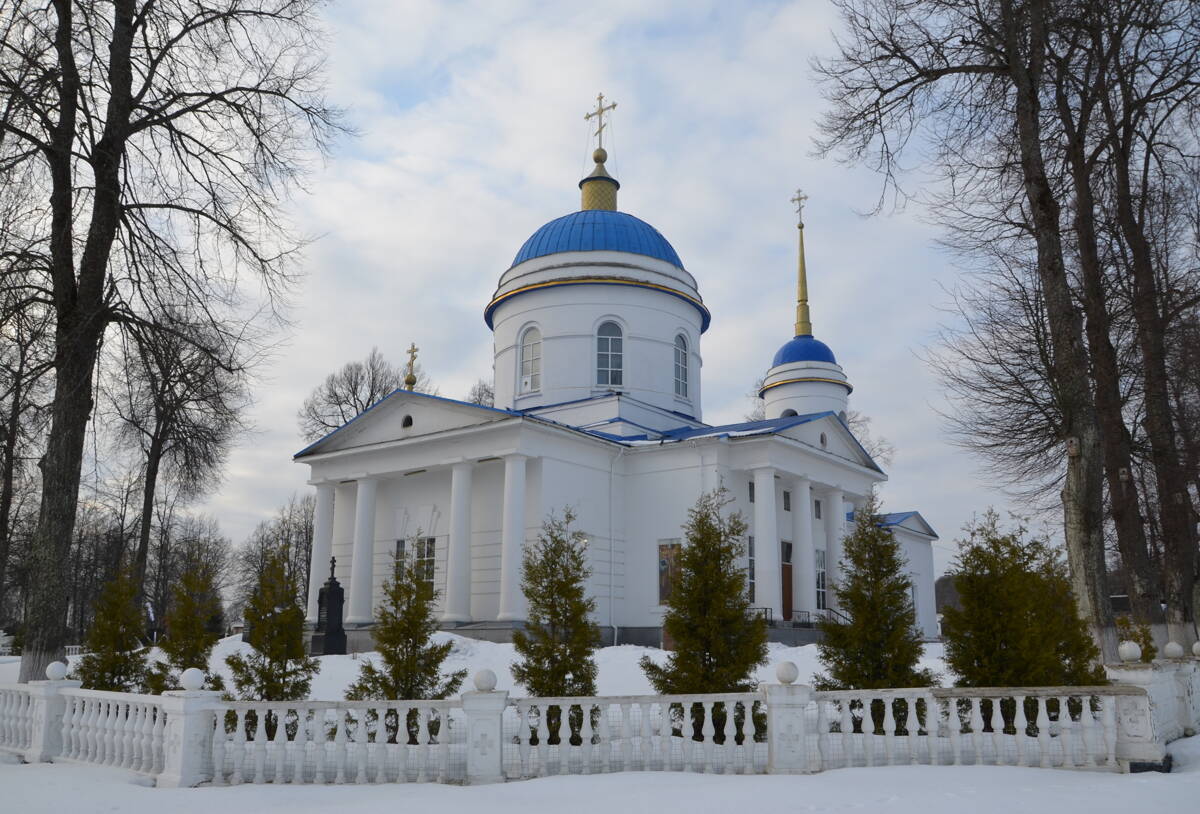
[597,322,623,387]
[673,334,689,398]
[519,327,541,393]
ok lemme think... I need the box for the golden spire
[579,93,620,211]
[791,188,812,336]
[404,342,418,390]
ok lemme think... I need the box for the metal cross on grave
[584,92,618,150]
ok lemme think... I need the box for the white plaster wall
[492,283,704,418]
[894,528,939,639]
[763,359,851,420]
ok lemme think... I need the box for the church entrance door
[781,541,793,622]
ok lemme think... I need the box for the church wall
[372,470,452,616]
[330,481,358,592]
[467,460,505,621]
[894,527,939,639]
[492,284,703,419]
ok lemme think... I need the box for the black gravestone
[313,556,346,655]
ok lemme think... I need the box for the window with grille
[396,537,436,587]
[783,490,791,512]
[658,539,681,604]
[519,327,542,393]
[814,499,822,520]
[673,334,689,398]
[596,322,623,387]
[747,534,755,603]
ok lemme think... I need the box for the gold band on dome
[759,376,853,396]
[485,277,711,331]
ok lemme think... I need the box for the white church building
[296,116,939,650]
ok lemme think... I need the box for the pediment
[295,391,514,458]
[775,413,882,472]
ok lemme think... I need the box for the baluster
[835,699,851,768]
[290,706,308,784]
[1013,695,1028,767]
[123,704,139,769]
[312,707,328,784]
[881,695,896,766]
[598,703,613,773]
[115,701,129,767]
[580,703,595,774]
[398,705,412,782]
[906,696,921,765]
[533,704,548,777]
[1059,695,1075,768]
[0,691,8,746]
[139,703,156,774]
[1078,696,1096,768]
[862,698,877,767]
[679,703,693,771]
[352,708,368,784]
[440,705,452,783]
[968,697,984,765]
[696,701,712,773]
[1036,697,1052,768]
[947,699,961,766]
[618,702,632,772]
[735,701,751,774]
[152,704,167,776]
[814,699,829,772]
[557,705,570,776]
[90,699,104,764]
[230,709,247,784]
[514,703,530,779]
[107,702,122,767]
[333,709,348,784]
[56,696,70,759]
[273,706,290,783]
[1102,696,1117,769]
[639,702,653,771]
[210,711,227,785]
[98,700,112,765]
[416,707,431,783]
[251,706,267,783]
[923,695,939,766]
[372,705,388,783]
[658,702,671,772]
[988,698,1005,766]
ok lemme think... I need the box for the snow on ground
[2,635,948,695]
[1,735,1195,813]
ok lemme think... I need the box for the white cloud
[198,0,1020,576]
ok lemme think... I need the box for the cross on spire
[584,92,618,150]
[791,188,808,227]
[405,343,419,390]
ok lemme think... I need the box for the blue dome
[772,335,838,367]
[512,210,684,269]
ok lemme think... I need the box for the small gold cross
[791,189,808,226]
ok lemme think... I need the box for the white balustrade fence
[210,700,466,785]
[56,689,169,777]
[0,651,1195,787]
[502,693,766,778]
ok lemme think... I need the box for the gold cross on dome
[405,342,419,390]
[791,188,808,226]
[584,92,618,149]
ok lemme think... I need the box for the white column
[305,483,336,624]
[497,454,527,622]
[347,477,379,624]
[442,462,474,623]
[792,477,816,614]
[753,467,782,619]
[824,487,844,607]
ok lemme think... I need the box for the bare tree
[0,1,342,681]
[815,0,1115,656]
[298,346,436,442]
[466,378,494,407]
[107,318,249,598]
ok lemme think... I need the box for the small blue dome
[512,210,683,269]
[772,334,838,367]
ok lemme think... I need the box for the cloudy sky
[199,0,1027,575]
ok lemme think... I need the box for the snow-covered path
[2,736,1196,814]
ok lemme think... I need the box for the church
[296,101,939,651]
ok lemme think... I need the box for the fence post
[157,668,222,788]
[762,662,814,774]
[24,661,81,763]
[461,669,509,785]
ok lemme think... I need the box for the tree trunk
[0,341,27,618]
[1000,0,1114,660]
[1053,81,1158,625]
[133,429,165,598]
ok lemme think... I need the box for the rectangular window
[396,536,436,587]
[597,326,623,387]
[748,480,755,503]
[747,535,755,603]
[673,336,689,398]
[814,499,822,520]
[781,541,793,564]
[815,549,827,610]
[658,539,681,604]
[783,490,791,512]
